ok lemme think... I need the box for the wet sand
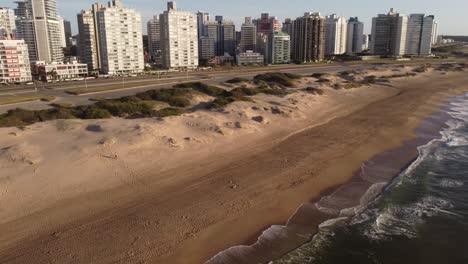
[0,70,468,264]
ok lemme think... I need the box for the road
[0,60,452,114]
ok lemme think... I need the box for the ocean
[273,93,468,264]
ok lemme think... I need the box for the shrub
[174,82,228,97]
[253,72,300,87]
[96,100,154,117]
[81,107,112,119]
[311,73,327,78]
[136,88,192,107]
[154,107,185,117]
[305,87,324,95]
[208,97,237,109]
[226,77,249,84]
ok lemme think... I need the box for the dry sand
[0,65,467,264]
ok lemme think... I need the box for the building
[405,14,434,56]
[325,14,347,55]
[196,11,209,38]
[240,17,256,52]
[237,50,264,65]
[431,21,438,45]
[63,19,72,48]
[204,21,221,56]
[33,61,88,82]
[370,8,408,56]
[199,36,215,61]
[147,15,162,65]
[222,21,236,56]
[347,17,364,54]
[254,13,280,34]
[292,12,326,63]
[160,1,198,69]
[362,34,369,50]
[0,39,32,83]
[58,16,67,48]
[282,18,293,36]
[96,0,145,74]
[77,4,105,72]
[271,31,290,64]
[0,7,16,39]
[14,0,64,63]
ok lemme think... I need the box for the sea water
[273,94,468,264]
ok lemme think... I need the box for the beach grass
[0,95,55,106]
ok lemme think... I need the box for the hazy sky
[1,0,467,36]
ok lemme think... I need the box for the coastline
[205,95,458,264]
[0,69,467,264]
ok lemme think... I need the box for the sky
[1,0,467,36]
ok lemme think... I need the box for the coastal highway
[0,60,453,114]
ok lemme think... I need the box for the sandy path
[0,70,467,264]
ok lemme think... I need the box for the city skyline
[0,0,466,36]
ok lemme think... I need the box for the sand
[0,64,467,264]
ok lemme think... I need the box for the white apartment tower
[0,7,16,39]
[405,14,434,56]
[0,39,32,83]
[77,3,105,71]
[370,9,408,56]
[57,16,66,48]
[160,1,199,69]
[347,17,364,54]
[14,0,64,63]
[272,31,290,64]
[96,0,145,74]
[325,14,348,55]
[147,15,162,65]
[431,20,438,45]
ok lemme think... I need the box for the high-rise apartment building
[0,7,16,39]
[292,12,326,63]
[14,0,64,63]
[63,19,72,48]
[240,17,256,52]
[282,18,293,36]
[199,36,215,61]
[347,17,364,54]
[96,0,144,74]
[0,39,32,83]
[160,1,198,69]
[431,21,438,45]
[204,21,221,56]
[77,3,104,71]
[58,16,67,48]
[222,21,236,56]
[254,13,280,34]
[272,31,290,64]
[147,15,162,65]
[370,9,408,56]
[196,11,209,38]
[405,14,434,56]
[325,14,347,55]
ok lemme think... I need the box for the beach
[0,64,467,264]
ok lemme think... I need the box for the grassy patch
[226,77,250,84]
[305,87,324,95]
[66,87,123,95]
[0,95,55,105]
[253,72,301,87]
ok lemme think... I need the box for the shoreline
[0,69,467,264]
[206,96,456,264]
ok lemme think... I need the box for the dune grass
[0,95,55,106]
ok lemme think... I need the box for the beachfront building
[77,4,105,72]
[370,8,408,56]
[199,36,215,60]
[347,17,364,54]
[96,0,145,74]
[431,20,439,45]
[0,7,16,39]
[240,17,257,52]
[147,15,162,65]
[271,31,290,64]
[14,0,64,63]
[405,14,434,56]
[325,14,348,56]
[291,12,326,63]
[160,1,199,69]
[0,39,32,83]
[33,60,88,82]
[236,50,264,65]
